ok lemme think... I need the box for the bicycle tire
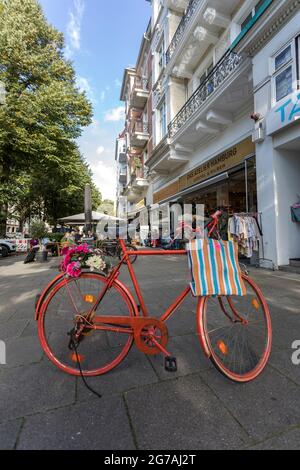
[197,274,272,383]
[119,244,138,265]
[38,272,137,377]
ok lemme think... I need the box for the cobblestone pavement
[0,253,300,450]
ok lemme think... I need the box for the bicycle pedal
[165,356,177,373]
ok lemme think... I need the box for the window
[255,0,265,14]
[272,41,298,104]
[241,12,252,31]
[158,101,167,141]
[240,0,266,32]
[275,66,293,102]
[198,62,214,87]
[158,41,165,76]
[197,62,215,96]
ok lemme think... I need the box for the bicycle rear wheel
[197,275,272,382]
[38,272,136,376]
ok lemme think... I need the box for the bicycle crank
[92,315,170,356]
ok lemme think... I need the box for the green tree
[29,219,47,240]
[98,199,115,216]
[0,0,93,235]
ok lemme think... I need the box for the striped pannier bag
[188,238,247,297]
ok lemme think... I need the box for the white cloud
[90,161,116,201]
[66,0,85,58]
[76,76,97,104]
[115,78,122,88]
[77,76,91,94]
[96,146,105,156]
[104,106,125,122]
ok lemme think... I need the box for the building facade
[147,0,300,269]
[116,0,300,268]
[118,20,153,218]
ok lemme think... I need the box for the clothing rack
[231,212,275,270]
[233,212,263,237]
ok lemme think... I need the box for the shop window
[228,169,247,214]
[272,41,297,104]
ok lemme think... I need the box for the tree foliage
[98,199,115,216]
[0,0,101,235]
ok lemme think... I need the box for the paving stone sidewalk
[0,253,300,450]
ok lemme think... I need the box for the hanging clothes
[228,214,260,258]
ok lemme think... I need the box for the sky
[39,0,151,201]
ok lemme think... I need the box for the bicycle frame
[89,215,220,325]
[91,239,191,325]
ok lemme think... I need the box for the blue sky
[39,0,151,200]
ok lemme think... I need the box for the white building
[118,21,152,219]
[143,0,300,269]
[115,131,128,218]
[253,4,300,268]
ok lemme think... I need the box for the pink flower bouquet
[60,244,111,278]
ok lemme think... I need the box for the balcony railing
[166,0,201,64]
[132,76,149,93]
[133,120,149,135]
[168,50,243,138]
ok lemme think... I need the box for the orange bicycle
[35,213,272,383]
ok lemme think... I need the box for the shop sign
[153,181,179,204]
[135,199,146,211]
[179,137,254,191]
[266,91,300,135]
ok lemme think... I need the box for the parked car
[0,239,17,257]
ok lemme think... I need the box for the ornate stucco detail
[246,0,300,56]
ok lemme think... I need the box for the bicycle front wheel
[197,275,272,383]
[120,245,138,264]
[38,272,136,376]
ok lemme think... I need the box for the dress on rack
[228,215,260,258]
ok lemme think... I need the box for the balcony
[124,169,149,203]
[166,0,202,64]
[119,168,127,183]
[130,120,150,148]
[166,1,241,75]
[168,50,250,141]
[165,0,189,13]
[131,168,149,191]
[118,152,127,163]
[130,76,149,109]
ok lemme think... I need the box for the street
[0,254,300,450]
